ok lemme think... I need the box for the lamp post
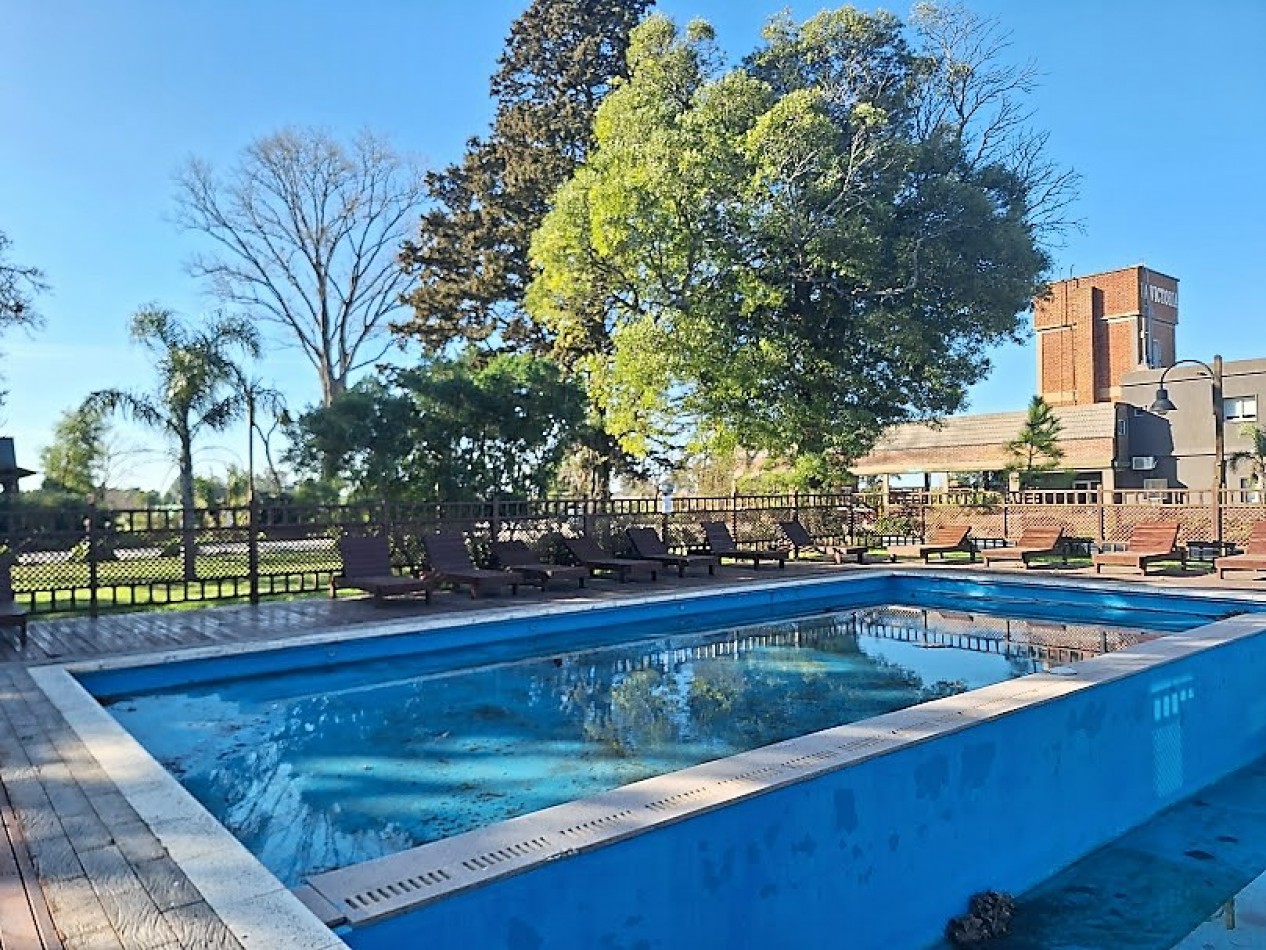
[1149,355,1224,544]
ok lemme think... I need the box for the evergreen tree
[396,0,651,356]
[1006,396,1065,486]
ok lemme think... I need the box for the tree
[0,230,48,409]
[39,404,121,497]
[86,307,260,579]
[528,8,1071,467]
[1229,424,1266,504]
[176,129,425,407]
[1005,395,1065,486]
[396,0,652,496]
[286,352,587,501]
[397,0,651,355]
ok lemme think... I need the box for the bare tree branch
[174,129,427,406]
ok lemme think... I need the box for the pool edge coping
[29,570,1266,940]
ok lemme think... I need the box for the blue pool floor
[983,752,1266,949]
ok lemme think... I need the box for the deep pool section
[103,605,1053,886]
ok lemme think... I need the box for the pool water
[102,604,1138,887]
[991,752,1266,949]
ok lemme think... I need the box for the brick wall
[1035,265,1178,407]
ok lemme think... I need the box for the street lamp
[1149,355,1224,543]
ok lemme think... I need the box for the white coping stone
[30,572,1266,936]
[29,663,349,950]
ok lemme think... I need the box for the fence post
[247,498,260,606]
[1002,494,1009,538]
[1098,489,1107,545]
[86,498,99,619]
[490,495,501,545]
[731,486,740,541]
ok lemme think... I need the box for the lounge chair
[886,524,975,563]
[700,521,789,569]
[423,532,523,597]
[1215,522,1266,579]
[1092,521,1184,575]
[626,527,718,578]
[0,555,28,648]
[331,535,433,606]
[981,525,1066,569]
[562,536,660,582]
[492,540,589,589]
[778,518,868,564]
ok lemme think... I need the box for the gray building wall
[1119,358,1266,490]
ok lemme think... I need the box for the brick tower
[1034,265,1179,406]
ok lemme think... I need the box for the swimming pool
[45,572,1266,950]
[95,603,1153,887]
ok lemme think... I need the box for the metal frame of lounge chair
[1092,521,1184,576]
[1215,522,1266,579]
[422,532,523,598]
[625,527,718,578]
[981,525,1066,569]
[492,540,589,589]
[777,519,867,564]
[331,535,433,606]
[700,522,789,568]
[561,536,659,582]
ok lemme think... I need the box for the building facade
[853,264,1263,497]
[1035,265,1178,406]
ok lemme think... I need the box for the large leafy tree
[86,308,260,579]
[528,7,1072,467]
[286,353,587,502]
[1005,395,1065,487]
[176,129,425,407]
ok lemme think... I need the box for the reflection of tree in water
[116,607,990,885]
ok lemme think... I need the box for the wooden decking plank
[75,843,179,950]
[0,783,46,950]
[157,900,244,950]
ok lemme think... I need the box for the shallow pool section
[100,604,1109,887]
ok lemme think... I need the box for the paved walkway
[1,560,1263,949]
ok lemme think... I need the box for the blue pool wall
[78,573,1245,700]
[346,621,1266,950]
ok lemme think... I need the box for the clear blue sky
[2,0,1264,491]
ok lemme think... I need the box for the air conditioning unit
[1131,456,1157,471]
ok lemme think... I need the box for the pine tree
[396,0,651,355]
[1005,396,1065,487]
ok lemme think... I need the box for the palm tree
[1229,424,1266,505]
[86,307,260,579]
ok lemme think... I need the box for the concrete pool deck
[2,559,1265,949]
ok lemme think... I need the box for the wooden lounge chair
[700,521,789,568]
[886,524,975,563]
[423,532,523,597]
[330,535,433,606]
[626,527,718,578]
[1092,521,1184,575]
[778,518,868,564]
[492,540,589,589]
[1215,522,1266,579]
[981,525,1066,569]
[0,555,28,648]
[562,536,659,582]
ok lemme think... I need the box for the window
[1225,396,1258,421]
[1117,419,1128,436]
[1131,456,1157,471]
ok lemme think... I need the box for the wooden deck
[0,563,843,949]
